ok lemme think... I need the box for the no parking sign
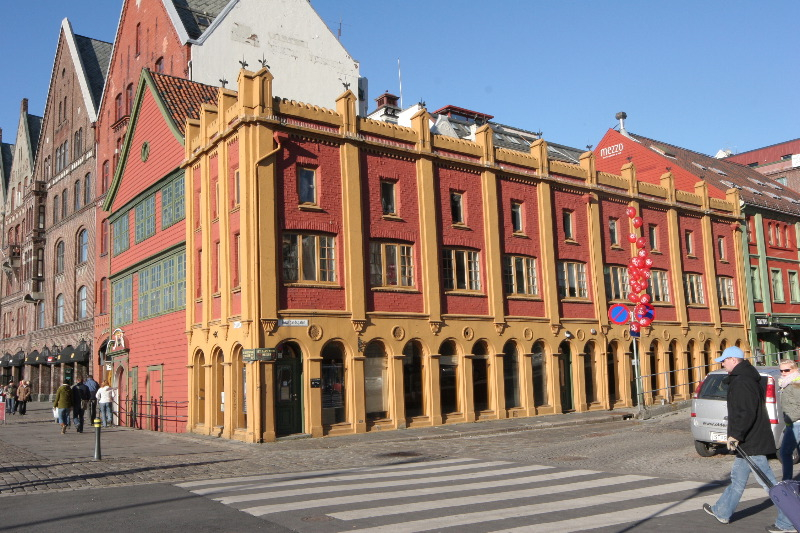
[608,304,630,325]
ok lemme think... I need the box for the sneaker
[765,525,797,533]
[703,503,729,524]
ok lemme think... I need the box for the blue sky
[1,1,798,159]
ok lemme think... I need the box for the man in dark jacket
[84,375,99,421]
[71,377,91,433]
[703,346,796,533]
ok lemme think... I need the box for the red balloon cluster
[625,206,655,328]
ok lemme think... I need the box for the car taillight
[767,376,779,424]
[692,379,704,399]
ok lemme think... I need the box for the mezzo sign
[600,143,624,159]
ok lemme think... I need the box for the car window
[698,374,728,400]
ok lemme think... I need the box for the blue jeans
[99,402,113,427]
[780,424,800,480]
[56,407,70,425]
[712,455,794,529]
[6,397,15,413]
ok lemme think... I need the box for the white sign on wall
[792,154,800,168]
[600,143,624,159]
[278,319,309,327]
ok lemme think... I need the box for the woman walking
[53,379,73,434]
[779,358,800,480]
[96,380,115,427]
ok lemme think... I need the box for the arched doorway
[114,365,126,427]
[402,340,424,419]
[668,340,679,401]
[364,340,389,424]
[583,341,597,405]
[532,341,547,408]
[502,340,520,411]
[702,340,713,375]
[628,341,639,407]
[194,350,206,426]
[471,341,489,413]
[687,340,699,393]
[321,341,346,427]
[648,340,659,403]
[606,341,619,405]
[232,344,246,430]
[211,348,224,429]
[438,340,459,417]
[558,340,574,412]
[275,342,303,437]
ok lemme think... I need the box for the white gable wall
[190,0,366,114]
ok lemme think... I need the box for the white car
[690,366,797,461]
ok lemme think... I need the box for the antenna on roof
[338,17,342,40]
[398,58,403,109]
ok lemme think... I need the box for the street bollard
[93,417,102,461]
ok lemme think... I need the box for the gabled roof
[725,138,800,167]
[103,69,218,211]
[0,138,13,192]
[629,132,800,217]
[167,0,232,41]
[26,115,42,158]
[73,34,113,110]
[148,70,219,136]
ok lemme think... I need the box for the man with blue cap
[703,346,796,532]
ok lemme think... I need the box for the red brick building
[595,126,800,363]
[724,139,800,194]
[178,69,746,442]
[103,70,216,430]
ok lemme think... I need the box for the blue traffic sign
[608,304,630,325]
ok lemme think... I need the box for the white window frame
[609,217,619,246]
[442,248,481,291]
[788,270,800,303]
[450,191,465,225]
[717,276,736,307]
[503,255,538,296]
[298,167,317,205]
[563,210,574,240]
[772,268,785,302]
[685,230,694,255]
[605,265,628,301]
[511,202,523,233]
[282,233,336,284]
[557,261,588,299]
[684,273,705,305]
[380,180,396,216]
[751,265,763,301]
[370,242,414,287]
[647,269,671,303]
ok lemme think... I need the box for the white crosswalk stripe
[177,458,775,532]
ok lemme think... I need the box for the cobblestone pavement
[0,402,683,497]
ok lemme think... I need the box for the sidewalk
[0,400,683,495]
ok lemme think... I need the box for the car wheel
[695,440,717,457]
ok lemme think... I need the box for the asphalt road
[0,405,792,532]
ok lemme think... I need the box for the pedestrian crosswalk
[176,458,770,532]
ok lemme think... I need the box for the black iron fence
[116,395,188,433]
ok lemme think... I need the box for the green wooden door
[275,351,302,437]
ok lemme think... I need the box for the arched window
[77,286,88,319]
[532,341,547,407]
[74,180,81,211]
[37,302,45,329]
[74,128,82,157]
[55,294,65,325]
[115,93,123,121]
[155,57,164,73]
[53,194,59,223]
[503,341,520,410]
[77,229,89,263]
[56,241,65,274]
[100,277,108,314]
[402,340,424,418]
[364,341,388,422]
[321,342,347,425]
[100,219,109,255]
[439,340,459,415]
[584,342,597,404]
[84,173,92,205]
[126,84,134,115]
[102,160,110,192]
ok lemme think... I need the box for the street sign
[243,348,277,362]
[630,326,641,338]
[608,304,631,325]
[634,303,655,321]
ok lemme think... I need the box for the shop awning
[757,326,785,333]
[11,351,25,367]
[41,347,56,364]
[779,324,800,331]
[0,353,13,367]
[57,344,89,364]
[25,350,39,365]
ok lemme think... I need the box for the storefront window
[321,343,346,425]
[364,342,388,421]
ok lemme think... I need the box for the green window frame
[112,275,133,328]
[162,174,185,229]
[138,252,187,320]
[135,195,156,243]
[112,214,130,255]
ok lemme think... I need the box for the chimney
[375,92,399,109]
[615,111,627,134]
[21,98,28,114]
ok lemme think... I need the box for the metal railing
[116,395,188,433]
